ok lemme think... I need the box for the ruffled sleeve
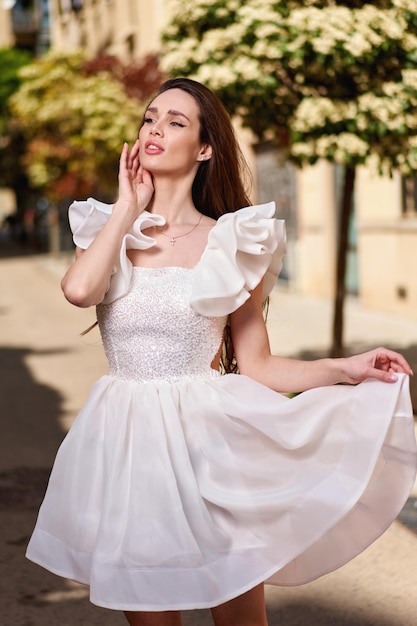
[68,197,165,304]
[190,202,286,317]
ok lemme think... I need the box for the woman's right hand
[117,140,154,218]
[62,141,154,308]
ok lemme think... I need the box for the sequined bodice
[96,267,227,383]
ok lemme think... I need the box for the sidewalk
[268,286,417,359]
[1,252,417,625]
[267,286,417,414]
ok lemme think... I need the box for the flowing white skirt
[26,372,416,611]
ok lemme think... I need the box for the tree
[161,0,417,355]
[0,47,32,131]
[82,52,166,104]
[10,51,143,203]
[8,51,167,252]
[0,47,33,228]
[8,51,150,252]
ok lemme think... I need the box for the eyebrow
[146,106,191,122]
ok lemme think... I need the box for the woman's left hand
[340,347,413,384]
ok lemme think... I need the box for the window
[402,177,417,216]
[58,0,82,12]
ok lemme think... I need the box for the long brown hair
[154,78,261,374]
[86,80,262,372]
[152,78,252,219]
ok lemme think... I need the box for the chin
[146,164,189,178]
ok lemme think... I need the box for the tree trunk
[13,174,32,246]
[331,166,356,357]
[48,204,60,257]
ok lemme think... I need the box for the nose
[150,121,163,137]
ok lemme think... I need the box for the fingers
[128,139,140,171]
[345,348,413,385]
[119,142,129,176]
[130,138,140,159]
[368,368,399,383]
[388,363,402,374]
[372,347,413,376]
[140,166,154,189]
[389,361,410,374]
[120,140,141,175]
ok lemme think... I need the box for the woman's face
[138,88,211,176]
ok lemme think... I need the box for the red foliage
[52,172,94,199]
[81,55,124,81]
[81,53,166,103]
[122,54,167,102]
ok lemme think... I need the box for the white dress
[26,198,417,611]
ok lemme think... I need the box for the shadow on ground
[0,346,68,471]
[0,239,44,259]
[182,601,403,626]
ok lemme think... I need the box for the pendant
[170,238,176,246]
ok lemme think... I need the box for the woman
[26,78,416,626]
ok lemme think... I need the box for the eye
[170,120,186,128]
[143,117,155,124]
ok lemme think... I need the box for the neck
[147,174,199,224]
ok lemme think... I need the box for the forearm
[239,354,347,394]
[61,200,136,307]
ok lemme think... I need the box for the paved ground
[1,248,417,625]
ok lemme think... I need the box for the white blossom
[293,98,355,132]
[315,133,369,162]
[393,0,417,11]
[291,141,316,158]
[402,70,417,90]
[252,40,283,60]
[160,37,198,73]
[193,63,237,90]
[343,33,373,57]
[162,0,417,172]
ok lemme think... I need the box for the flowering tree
[0,47,33,219]
[8,51,147,252]
[162,0,417,355]
[82,53,165,104]
[10,52,143,202]
[0,47,32,131]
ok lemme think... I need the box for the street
[1,250,417,625]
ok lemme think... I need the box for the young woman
[26,78,416,626]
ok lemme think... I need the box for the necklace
[159,213,203,246]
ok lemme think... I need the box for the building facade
[295,162,417,317]
[1,1,50,53]
[48,0,166,61]
[356,169,417,316]
[0,2,14,47]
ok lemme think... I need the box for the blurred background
[2,0,417,356]
[1,1,417,624]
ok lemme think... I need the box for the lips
[145,140,164,154]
